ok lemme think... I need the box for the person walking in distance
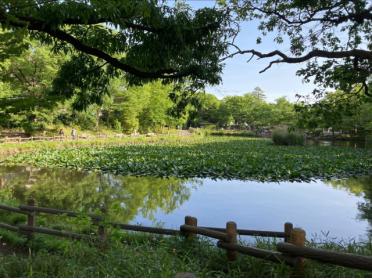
[71,128,77,140]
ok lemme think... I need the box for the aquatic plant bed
[3,136,372,182]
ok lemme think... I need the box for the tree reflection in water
[0,166,198,224]
[326,176,372,235]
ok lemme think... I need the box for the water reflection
[306,139,372,149]
[326,176,372,234]
[0,166,371,240]
[0,166,196,223]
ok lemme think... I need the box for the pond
[0,165,371,242]
[307,139,372,149]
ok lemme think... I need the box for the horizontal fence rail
[1,200,372,273]
[0,204,27,214]
[180,225,229,241]
[112,223,179,236]
[203,226,286,238]
[0,222,19,232]
[18,225,89,240]
[277,242,372,272]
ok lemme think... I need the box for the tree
[295,88,372,135]
[217,92,273,131]
[101,80,184,133]
[0,166,193,224]
[0,39,64,133]
[187,93,221,127]
[251,86,266,100]
[0,1,231,108]
[222,0,372,97]
[271,97,295,127]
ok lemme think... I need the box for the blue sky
[187,0,316,102]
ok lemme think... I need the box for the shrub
[272,129,305,146]
[188,127,211,137]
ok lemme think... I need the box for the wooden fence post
[226,221,238,261]
[97,224,106,248]
[284,222,293,243]
[183,216,197,240]
[97,207,107,249]
[290,228,306,276]
[26,198,36,241]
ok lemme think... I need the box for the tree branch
[0,11,197,80]
[221,46,372,73]
[247,3,372,27]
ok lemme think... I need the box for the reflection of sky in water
[0,166,370,242]
[133,179,369,242]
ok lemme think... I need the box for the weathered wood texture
[183,216,198,240]
[202,226,286,238]
[180,225,228,241]
[112,223,179,236]
[18,225,89,240]
[0,204,27,214]
[26,198,36,240]
[277,242,372,272]
[226,221,238,261]
[289,228,306,276]
[0,222,18,232]
[284,222,293,242]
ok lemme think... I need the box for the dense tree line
[1,38,371,136]
[0,38,298,135]
[296,89,372,137]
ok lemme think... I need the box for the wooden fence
[1,199,372,274]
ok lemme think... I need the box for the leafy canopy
[0,0,232,107]
[222,0,372,97]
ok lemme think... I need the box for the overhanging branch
[0,11,197,80]
[221,47,372,73]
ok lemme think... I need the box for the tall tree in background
[223,0,372,97]
[0,0,232,109]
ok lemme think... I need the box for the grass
[0,228,371,278]
[2,135,372,182]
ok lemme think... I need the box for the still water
[0,166,371,241]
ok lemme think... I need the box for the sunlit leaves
[5,137,372,182]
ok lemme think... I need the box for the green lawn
[3,136,372,181]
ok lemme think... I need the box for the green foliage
[226,0,372,97]
[4,136,372,182]
[102,80,184,133]
[272,129,305,146]
[296,89,372,136]
[0,166,191,225]
[187,88,297,132]
[217,91,276,130]
[0,0,232,107]
[0,231,371,277]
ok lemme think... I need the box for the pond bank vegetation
[0,228,371,278]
